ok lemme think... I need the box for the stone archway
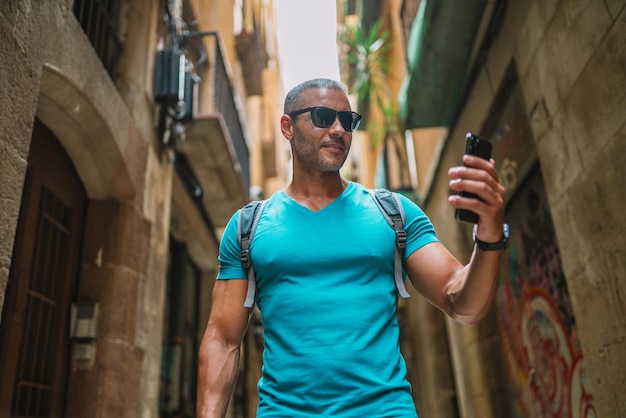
[35,63,142,200]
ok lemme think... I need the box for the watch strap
[473,224,509,251]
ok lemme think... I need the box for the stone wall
[421,1,626,417]
[0,0,42,315]
[0,1,172,417]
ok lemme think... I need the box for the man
[197,78,506,417]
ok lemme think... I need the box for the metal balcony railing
[203,33,250,195]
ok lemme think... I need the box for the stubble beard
[292,126,349,173]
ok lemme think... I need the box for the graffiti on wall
[484,77,596,417]
[496,170,596,418]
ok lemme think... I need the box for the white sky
[274,0,341,92]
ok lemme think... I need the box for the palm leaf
[339,18,397,141]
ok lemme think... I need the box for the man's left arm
[406,155,506,325]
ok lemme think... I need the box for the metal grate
[73,0,123,75]
[11,188,72,417]
[209,35,250,193]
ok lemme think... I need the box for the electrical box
[180,70,199,123]
[70,302,99,341]
[73,342,96,361]
[153,49,184,104]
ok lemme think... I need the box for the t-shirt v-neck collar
[279,181,354,215]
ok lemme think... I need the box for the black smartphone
[454,133,493,224]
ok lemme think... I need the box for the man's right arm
[197,279,252,418]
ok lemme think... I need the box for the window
[73,0,123,75]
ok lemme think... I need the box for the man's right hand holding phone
[448,134,507,247]
[420,134,507,326]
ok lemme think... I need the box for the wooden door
[0,120,86,417]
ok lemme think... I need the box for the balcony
[175,33,250,229]
[235,30,265,96]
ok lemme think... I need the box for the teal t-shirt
[218,182,438,417]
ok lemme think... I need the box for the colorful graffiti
[496,170,596,418]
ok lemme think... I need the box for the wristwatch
[473,223,509,251]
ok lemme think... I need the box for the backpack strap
[237,199,269,308]
[370,189,411,299]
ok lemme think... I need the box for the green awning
[399,0,487,129]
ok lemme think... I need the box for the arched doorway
[0,119,87,417]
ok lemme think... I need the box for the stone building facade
[0,0,279,417]
[397,1,625,417]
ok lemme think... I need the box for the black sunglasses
[288,106,362,132]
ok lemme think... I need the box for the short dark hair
[283,78,348,114]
